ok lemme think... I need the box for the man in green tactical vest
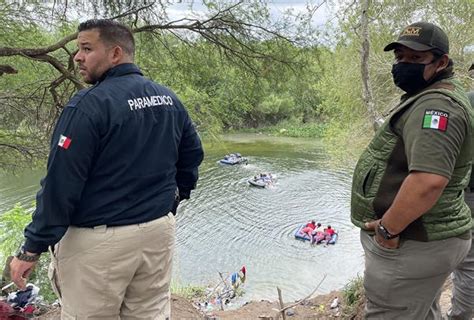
[351,22,473,320]
[448,63,474,320]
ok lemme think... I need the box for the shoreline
[36,278,454,319]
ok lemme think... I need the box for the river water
[0,133,364,302]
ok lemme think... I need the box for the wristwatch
[377,221,399,240]
[15,246,40,262]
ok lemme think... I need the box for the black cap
[384,22,449,54]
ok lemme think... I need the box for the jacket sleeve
[175,112,204,200]
[24,106,99,253]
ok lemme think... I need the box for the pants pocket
[48,246,62,303]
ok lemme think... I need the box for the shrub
[0,203,57,303]
[341,275,365,318]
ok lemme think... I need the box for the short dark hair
[78,19,135,57]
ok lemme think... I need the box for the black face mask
[391,62,435,95]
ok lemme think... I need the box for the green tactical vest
[468,91,474,225]
[351,78,474,241]
[468,92,474,192]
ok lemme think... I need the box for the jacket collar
[97,63,143,83]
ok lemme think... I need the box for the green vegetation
[0,1,472,170]
[341,275,365,318]
[239,121,327,138]
[0,204,32,261]
[0,203,57,303]
[170,280,207,300]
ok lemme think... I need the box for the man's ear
[435,54,449,72]
[110,46,124,64]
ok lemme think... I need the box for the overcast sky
[166,0,331,27]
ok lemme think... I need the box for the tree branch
[0,65,17,76]
[273,274,327,317]
[109,2,156,20]
[0,33,77,57]
[33,54,84,90]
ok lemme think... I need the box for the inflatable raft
[294,224,312,241]
[294,224,338,244]
[219,153,247,165]
[248,173,274,188]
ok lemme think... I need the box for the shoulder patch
[422,109,449,132]
[58,135,72,149]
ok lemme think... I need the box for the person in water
[311,223,324,244]
[301,220,317,237]
[324,225,336,243]
[325,225,336,236]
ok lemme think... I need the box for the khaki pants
[48,213,175,320]
[361,230,470,320]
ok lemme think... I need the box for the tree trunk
[360,0,379,132]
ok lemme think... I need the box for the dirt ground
[36,279,454,319]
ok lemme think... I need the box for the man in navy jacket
[10,19,204,319]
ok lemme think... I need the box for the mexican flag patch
[422,110,448,132]
[58,134,72,149]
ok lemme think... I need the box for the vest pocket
[352,156,382,224]
[351,191,376,226]
[363,163,378,196]
[353,158,381,198]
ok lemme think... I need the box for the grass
[170,280,207,300]
[341,275,365,318]
[170,278,245,303]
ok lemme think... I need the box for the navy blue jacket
[24,64,204,253]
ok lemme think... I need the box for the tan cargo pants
[48,213,175,320]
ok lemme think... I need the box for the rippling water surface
[0,134,364,302]
[176,134,363,302]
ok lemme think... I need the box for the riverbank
[233,122,327,139]
[30,290,349,319]
[36,279,454,319]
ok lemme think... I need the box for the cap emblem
[401,27,421,36]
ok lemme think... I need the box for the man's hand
[10,257,38,289]
[365,219,400,249]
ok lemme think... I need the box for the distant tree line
[0,0,472,170]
